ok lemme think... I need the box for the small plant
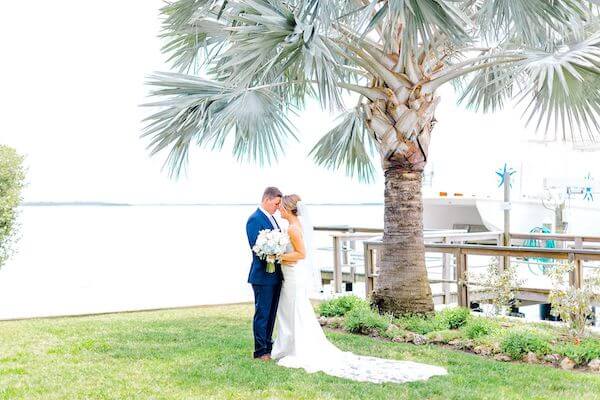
[425,329,463,344]
[317,295,369,317]
[438,307,470,329]
[548,261,600,339]
[344,307,390,334]
[466,258,524,316]
[380,324,406,340]
[500,331,551,359]
[557,338,600,365]
[464,318,496,339]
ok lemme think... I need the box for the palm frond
[519,32,600,143]
[309,107,377,183]
[142,72,297,177]
[160,0,232,72]
[455,52,525,113]
[211,1,349,109]
[477,0,589,46]
[365,0,471,58]
[160,18,230,73]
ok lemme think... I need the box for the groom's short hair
[262,187,283,200]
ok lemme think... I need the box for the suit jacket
[246,208,284,285]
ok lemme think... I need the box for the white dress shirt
[259,206,280,230]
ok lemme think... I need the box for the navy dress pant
[251,283,282,358]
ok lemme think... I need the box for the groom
[246,187,284,360]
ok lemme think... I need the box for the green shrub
[344,307,390,334]
[317,295,369,317]
[397,314,440,335]
[397,308,469,334]
[500,331,552,359]
[0,145,25,269]
[464,318,496,339]
[438,307,471,329]
[557,339,600,364]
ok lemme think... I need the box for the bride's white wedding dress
[271,211,447,384]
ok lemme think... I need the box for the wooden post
[332,235,342,293]
[496,234,504,272]
[363,242,374,296]
[456,251,469,307]
[502,172,511,271]
[342,239,349,265]
[570,238,584,289]
[442,236,451,304]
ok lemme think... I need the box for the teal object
[496,163,516,188]
[584,172,594,201]
[523,227,556,272]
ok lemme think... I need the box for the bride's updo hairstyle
[281,194,302,216]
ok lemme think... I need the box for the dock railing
[315,225,503,298]
[315,226,600,307]
[364,239,600,307]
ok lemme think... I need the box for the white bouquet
[252,229,290,273]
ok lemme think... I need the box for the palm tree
[143,0,600,315]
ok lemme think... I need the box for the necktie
[270,215,280,230]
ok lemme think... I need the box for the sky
[1,1,599,204]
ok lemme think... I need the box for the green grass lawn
[1,304,600,400]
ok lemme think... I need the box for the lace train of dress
[271,261,447,384]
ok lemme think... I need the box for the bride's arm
[280,226,306,264]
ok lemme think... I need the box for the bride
[271,194,447,384]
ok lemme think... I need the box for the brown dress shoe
[259,354,272,361]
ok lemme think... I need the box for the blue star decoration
[496,163,516,188]
[584,173,594,201]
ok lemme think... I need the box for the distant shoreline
[21,202,384,207]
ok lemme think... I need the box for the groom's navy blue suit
[246,208,283,358]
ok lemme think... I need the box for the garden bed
[317,296,600,373]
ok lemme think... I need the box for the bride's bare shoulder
[287,223,303,236]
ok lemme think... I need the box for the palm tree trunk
[371,167,434,315]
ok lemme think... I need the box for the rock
[384,324,400,338]
[461,340,475,350]
[367,328,380,337]
[404,332,415,341]
[328,317,344,329]
[560,357,576,370]
[494,354,512,362]
[447,339,473,350]
[474,345,492,356]
[588,359,600,372]
[318,316,328,326]
[392,336,406,343]
[405,332,427,345]
[428,333,445,344]
[523,352,539,364]
[490,342,501,354]
[543,354,561,365]
[413,335,427,345]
